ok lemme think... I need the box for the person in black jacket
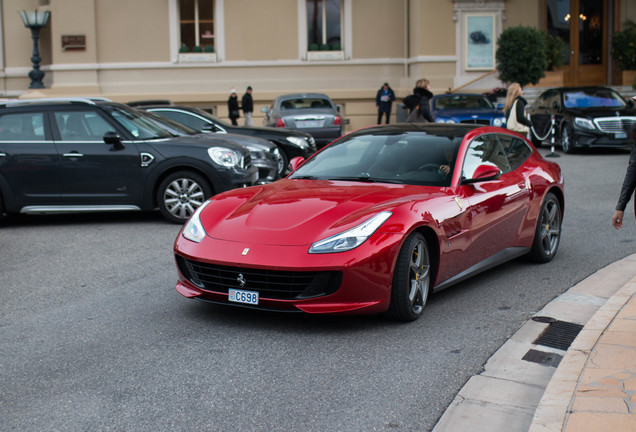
[242,86,254,126]
[375,82,395,124]
[503,82,532,134]
[406,78,434,123]
[612,119,636,229]
[227,88,240,126]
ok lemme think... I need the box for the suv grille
[176,256,342,300]
[594,117,636,134]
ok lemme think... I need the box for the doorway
[546,0,608,86]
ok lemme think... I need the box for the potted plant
[495,26,547,87]
[611,20,636,85]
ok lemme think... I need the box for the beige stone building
[2,0,635,132]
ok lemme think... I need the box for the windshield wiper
[291,175,319,180]
[327,175,403,184]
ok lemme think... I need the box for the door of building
[546,0,608,86]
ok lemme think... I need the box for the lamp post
[19,9,50,89]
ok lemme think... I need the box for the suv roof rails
[0,97,112,108]
[128,99,173,107]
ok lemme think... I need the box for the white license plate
[228,288,259,305]
[615,132,627,139]
[296,120,322,128]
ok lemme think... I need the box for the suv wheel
[157,171,213,224]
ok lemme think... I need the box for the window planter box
[178,53,217,63]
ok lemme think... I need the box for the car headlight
[286,136,308,147]
[208,147,241,167]
[574,117,595,131]
[435,118,447,123]
[493,117,504,127]
[309,211,392,254]
[182,201,210,243]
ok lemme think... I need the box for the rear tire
[157,171,213,224]
[529,192,562,263]
[387,232,430,321]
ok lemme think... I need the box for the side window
[499,135,532,171]
[0,112,46,140]
[54,111,115,141]
[461,134,510,179]
[155,110,208,131]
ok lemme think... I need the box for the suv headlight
[309,211,392,253]
[493,117,504,127]
[182,201,210,243]
[208,147,241,167]
[574,117,595,131]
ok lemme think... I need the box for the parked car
[431,93,506,127]
[0,98,258,223]
[261,93,344,148]
[527,86,636,153]
[140,109,281,184]
[174,124,564,321]
[129,102,317,176]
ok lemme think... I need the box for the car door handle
[63,152,84,157]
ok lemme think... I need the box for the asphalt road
[1,147,635,432]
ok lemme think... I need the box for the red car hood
[199,179,445,245]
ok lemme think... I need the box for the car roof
[347,123,482,138]
[276,93,333,101]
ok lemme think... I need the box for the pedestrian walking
[228,88,240,126]
[612,116,636,229]
[503,82,531,135]
[406,78,434,123]
[242,86,254,127]
[375,82,395,124]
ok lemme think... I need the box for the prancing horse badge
[242,248,250,255]
[454,197,463,210]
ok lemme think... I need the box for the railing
[446,70,498,94]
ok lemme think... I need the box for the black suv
[129,102,317,174]
[0,98,258,223]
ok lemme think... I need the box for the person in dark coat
[406,78,434,123]
[242,86,254,126]
[403,78,433,116]
[227,88,240,126]
[375,82,395,124]
[612,118,636,229]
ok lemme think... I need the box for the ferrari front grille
[176,256,342,300]
[594,117,636,134]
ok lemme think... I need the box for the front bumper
[173,231,404,315]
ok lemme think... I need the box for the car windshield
[280,98,332,111]
[563,88,626,108]
[106,106,173,139]
[433,95,494,110]
[144,111,198,135]
[290,131,462,187]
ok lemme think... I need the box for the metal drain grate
[522,349,563,367]
[534,320,584,351]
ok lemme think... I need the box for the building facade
[2,0,635,132]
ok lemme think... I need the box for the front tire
[157,171,213,224]
[387,232,430,321]
[529,192,562,263]
[560,123,575,154]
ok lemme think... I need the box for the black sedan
[130,102,317,176]
[527,86,636,153]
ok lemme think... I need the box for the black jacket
[616,144,636,215]
[506,96,532,127]
[406,88,434,122]
[242,93,253,113]
[228,95,240,119]
[376,86,396,112]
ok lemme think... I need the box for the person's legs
[385,110,391,124]
[244,112,253,126]
[377,111,383,125]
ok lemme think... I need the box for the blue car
[431,93,506,127]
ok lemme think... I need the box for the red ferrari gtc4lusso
[174,124,564,321]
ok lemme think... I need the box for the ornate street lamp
[19,9,50,89]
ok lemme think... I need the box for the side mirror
[462,165,500,184]
[201,123,222,133]
[260,106,268,113]
[553,101,562,113]
[103,131,124,150]
[628,100,635,108]
[289,156,305,172]
[496,103,504,110]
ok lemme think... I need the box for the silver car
[262,93,344,149]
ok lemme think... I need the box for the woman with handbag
[503,82,532,135]
[228,88,240,126]
[612,120,636,229]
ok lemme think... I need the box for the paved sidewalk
[433,253,636,432]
